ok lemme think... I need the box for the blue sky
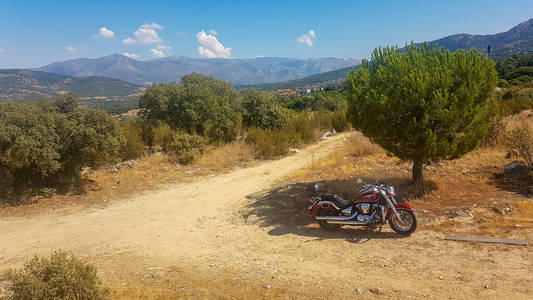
[0,0,532,68]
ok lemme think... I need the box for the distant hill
[0,69,142,101]
[237,65,358,90]
[36,55,359,86]
[416,18,533,58]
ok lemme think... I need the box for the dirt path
[1,133,531,299]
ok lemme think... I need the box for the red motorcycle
[308,179,417,235]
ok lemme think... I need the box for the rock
[438,275,444,280]
[477,217,488,223]
[369,287,383,295]
[504,161,529,180]
[355,287,363,295]
[445,208,473,219]
[117,160,137,169]
[264,284,270,289]
[505,152,512,159]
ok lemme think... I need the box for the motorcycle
[308,179,417,235]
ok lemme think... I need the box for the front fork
[382,191,403,222]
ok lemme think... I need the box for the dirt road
[1,133,531,299]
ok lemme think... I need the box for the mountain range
[0,69,141,101]
[418,18,533,58]
[37,55,360,86]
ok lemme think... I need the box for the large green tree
[347,44,498,186]
[241,89,289,129]
[139,73,241,143]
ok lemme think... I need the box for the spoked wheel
[317,207,341,231]
[389,208,417,235]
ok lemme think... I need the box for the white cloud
[157,44,171,50]
[296,29,316,47]
[123,23,163,45]
[196,30,231,58]
[99,27,115,38]
[65,46,77,52]
[257,54,264,58]
[198,47,216,58]
[150,48,166,58]
[123,52,140,59]
[210,30,217,35]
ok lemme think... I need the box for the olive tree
[347,44,498,186]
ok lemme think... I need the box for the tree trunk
[412,159,424,188]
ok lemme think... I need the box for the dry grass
[504,109,533,131]
[197,140,255,171]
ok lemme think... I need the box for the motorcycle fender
[386,203,415,219]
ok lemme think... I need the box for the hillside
[419,18,533,58]
[0,69,142,101]
[36,55,359,86]
[236,65,358,90]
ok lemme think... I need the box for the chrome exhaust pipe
[325,211,376,225]
[313,201,341,211]
[315,211,357,220]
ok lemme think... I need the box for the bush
[139,74,241,143]
[246,128,292,157]
[503,122,533,167]
[242,89,289,129]
[154,123,175,149]
[6,251,108,300]
[164,133,206,164]
[119,120,146,160]
[0,98,123,203]
[499,97,533,116]
[330,110,349,132]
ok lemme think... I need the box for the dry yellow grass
[197,140,255,171]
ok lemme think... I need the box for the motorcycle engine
[356,203,370,214]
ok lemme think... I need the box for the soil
[1,132,531,299]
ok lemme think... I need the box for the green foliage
[5,250,109,300]
[0,96,123,203]
[153,123,175,149]
[164,133,206,164]
[242,89,290,129]
[347,44,498,184]
[283,91,347,112]
[331,110,349,132]
[139,74,241,143]
[496,54,533,84]
[118,120,146,160]
[499,97,533,116]
[246,112,337,158]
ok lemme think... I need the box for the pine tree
[346,44,499,186]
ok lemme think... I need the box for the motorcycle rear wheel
[317,207,341,231]
[389,208,417,235]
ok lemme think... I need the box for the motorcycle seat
[320,194,352,208]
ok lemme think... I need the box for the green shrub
[499,97,533,116]
[331,110,349,132]
[0,98,123,203]
[164,133,206,164]
[6,251,108,300]
[154,123,175,149]
[119,121,146,160]
[242,89,290,129]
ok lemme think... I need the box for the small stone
[264,284,270,289]
[484,284,489,289]
[355,287,363,295]
[477,217,488,223]
[369,287,382,295]
[438,276,444,280]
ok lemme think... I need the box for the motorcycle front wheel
[389,208,417,235]
[317,207,341,231]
